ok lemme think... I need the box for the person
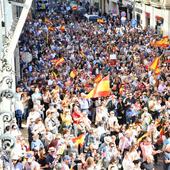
[44,147,56,170]
[15,87,24,129]
[12,2,170,170]
[31,133,44,151]
[37,148,47,169]
[163,144,170,170]
[141,155,154,170]
[108,156,119,170]
[85,157,95,170]
[122,151,135,170]
[11,155,23,170]
[24,152,40,170]
[61,155,70,170]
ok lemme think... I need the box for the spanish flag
[51,58,65,66]
[152,36,170,48]
[94,74,102,83]
[48,26,55,31]
[149,57,160,70]
[70,70,77,78]
[97,18,104,24]
[60,25,65,32]
[86,75,111,98]
[155,67,160,75]
[72,134,85,147]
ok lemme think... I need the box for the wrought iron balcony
[150,0,170,8]
[135,0,142,2]
[143,0,151,5]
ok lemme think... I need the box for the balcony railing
[135,0,142,2]
[150,0,170,8]
[143,0,151,5]
[150,0,161,7]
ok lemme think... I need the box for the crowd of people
[8,0,170,170]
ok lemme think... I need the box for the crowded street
[8,0,170,169]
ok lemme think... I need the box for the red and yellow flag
[70,70,77,78]
[86,75,111,98]
[60,25,65,32]
[154,67,160,75]
[51,58,65,66]
[151,36,170,48]
[94,74,102,83]
[97,18,105,24]
[149,57,160,70]
[72,134,85,147]
[48,26,55,31]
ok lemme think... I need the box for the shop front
[155,16,164,35]
[145,12,150,27]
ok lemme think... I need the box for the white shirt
[79,98,89,110]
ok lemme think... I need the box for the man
[164,144,170,170]
[15,87,24,129]
[44,147,56,170]
[24,152,40,170]
[31,133,44,151]
[61,155,70,170]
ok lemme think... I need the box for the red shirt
[72,112,81,124]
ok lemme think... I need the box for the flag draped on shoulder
[86,75,111,98]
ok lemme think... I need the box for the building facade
[98,0,120,15]
[0,0,33,168]
[135,0,170,36]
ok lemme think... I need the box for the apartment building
[135,0,170,36]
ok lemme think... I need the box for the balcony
[150,0,161,8]
[135,0,142,2]
[150,0,170,8]
[143,0,151,5]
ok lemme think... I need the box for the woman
[141,155,154,170]
[122,151,135,170]
[86,157,95,170]
[108,156,118,170]
[60,109,73,130]
[37,148,47,169]
[21,92,30,119]
[42,88,51,119]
